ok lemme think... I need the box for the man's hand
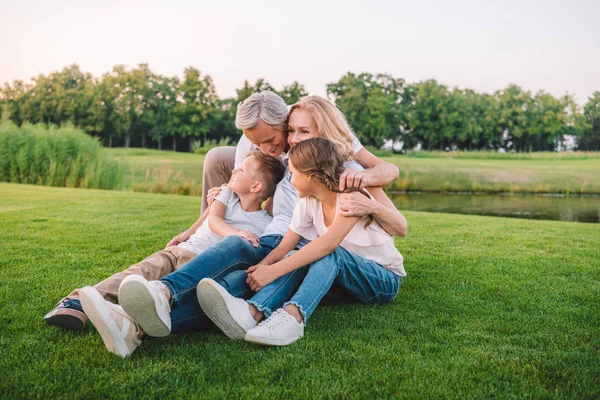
[246,264,278,292]
[339,169,371,191]
[339,191,377,217]
[206,185,226,206]
[165,229,193,248]
[235,230,260,248]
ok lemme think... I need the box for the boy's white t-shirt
[234,134,364,169]
[289,194,406,277]
[178,187,272,255]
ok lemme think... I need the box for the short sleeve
[343,160,365,171]
[234,135,256,169]
[289,198,316,239]
[214,186,234,206]
[351,135,363,154]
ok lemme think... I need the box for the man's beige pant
[69,246,197,304]
[201,146,236,212]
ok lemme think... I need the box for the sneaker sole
[197,279,247,340]
[79,287,131,358]
[44,309,87,331]
[118,276,171,338]
[244,331,304,346]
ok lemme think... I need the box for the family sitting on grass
[44,92,408,357]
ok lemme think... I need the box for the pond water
[389,193,600,223]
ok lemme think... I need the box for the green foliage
[579,91,600,150]
[0,121,123,189]
[1,183,598,398]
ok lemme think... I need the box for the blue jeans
[222,246,403,323]
[160,234,283,333]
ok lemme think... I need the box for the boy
[44,150,284,334]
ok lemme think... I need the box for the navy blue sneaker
[44,297,88,331]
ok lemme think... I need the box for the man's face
[243,120,288,157]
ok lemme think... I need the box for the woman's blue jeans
[221,245,403,324]
[160,234,283,333]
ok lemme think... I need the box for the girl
[198,137,407,345]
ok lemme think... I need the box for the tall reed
[0,121,123,190]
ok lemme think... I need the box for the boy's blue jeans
[220,245,402,324]
[160,234,283,333]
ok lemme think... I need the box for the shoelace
[258,310,294,330]
[150,281,171,313]
[59,298,84,313]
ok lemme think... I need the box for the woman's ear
[251,181,263,193]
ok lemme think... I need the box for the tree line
[1,64,599,151]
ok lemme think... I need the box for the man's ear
[251,181,263,193]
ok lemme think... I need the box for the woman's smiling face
[287,109,320,148]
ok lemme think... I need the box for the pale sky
[1,0,599,104]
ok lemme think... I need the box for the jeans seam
[301,262,339,319]
[258,269,302,309]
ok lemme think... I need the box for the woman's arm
[339,188,407,237]
[340,148,399,190]
[246,215,359,291]
[207,200,260,247]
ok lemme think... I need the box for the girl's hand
[246,264,278,292]
[206,185,225,206]
[339,169,370,191]
[339,191,377,217]
[235,230,260,247]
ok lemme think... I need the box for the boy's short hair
[249,150,285,200]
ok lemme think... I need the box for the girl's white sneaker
[244,309,304,346]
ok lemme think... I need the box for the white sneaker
[118,275,171,337]
[196,278,257,340]
[79,286,142,358]
[244,308,304,346]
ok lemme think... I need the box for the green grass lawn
[107,148,600,195]
[1,182,598,399]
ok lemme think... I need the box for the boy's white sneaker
[196,278,257,340]
[79,286,141,358]
[244,308,304,346]
[118,275,171,337]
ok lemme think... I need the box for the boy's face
[227,155,261,195]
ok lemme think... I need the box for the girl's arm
[339,148,399,190]
[246,215,359,291]
[208,200,260,247]
[256,229,302,266]
[339,187,407,237]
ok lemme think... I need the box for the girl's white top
[289,192,406,277]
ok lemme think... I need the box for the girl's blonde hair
[287,95,357,161]
[289,138,373,228]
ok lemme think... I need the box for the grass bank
[108,148,600,195]
[1,182,598,398]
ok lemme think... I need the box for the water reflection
[390,193,600,223]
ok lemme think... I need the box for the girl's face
[287,109,320,148]
[288,159,314,198]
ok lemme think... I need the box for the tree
[279,82,308,104]
[579,92,600,150]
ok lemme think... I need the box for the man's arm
[165,207,210,248]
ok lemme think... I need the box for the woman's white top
[289,193,406,277]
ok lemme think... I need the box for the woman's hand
[206,185,225,206]
[339,169,371,191]
[339,191,378,217]
[246,264,279,292]
[165,229,193,248]
[235,230,260,248]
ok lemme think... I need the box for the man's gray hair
[235,91,288,132]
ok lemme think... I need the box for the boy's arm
[208,200,260,247]
[165,207,210,248]
[246,215,359,291]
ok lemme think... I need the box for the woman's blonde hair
[287,95,357,161]
[289,138,373,228]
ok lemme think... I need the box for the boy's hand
[165,229,193,248]
[235,230,260,247]
[246,264,278,292]
[206,184,226,206]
